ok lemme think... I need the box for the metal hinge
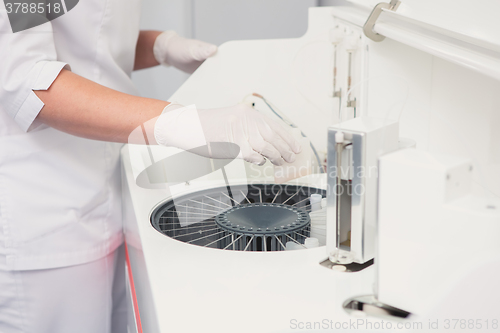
[363,0,401,42]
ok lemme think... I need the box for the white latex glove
[153,31,217,73]
[154,103,302,166]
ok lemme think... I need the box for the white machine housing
[121,2,500,332]
[377,148,500,316]
[326,117,399,264]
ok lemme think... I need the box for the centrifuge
[122,3,500,332]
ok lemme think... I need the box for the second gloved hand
[153,31,217,74]
[154,103,302,166]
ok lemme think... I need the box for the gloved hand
[153,31,217,73]
[154,103,302,166]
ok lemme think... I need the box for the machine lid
[348,0,500,47]
[336,1,500,81]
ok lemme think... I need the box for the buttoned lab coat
[0,0,141,270]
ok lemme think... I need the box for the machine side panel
[121,152,161,333]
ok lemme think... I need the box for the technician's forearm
[35,69,168,143]
[134,30,162,70]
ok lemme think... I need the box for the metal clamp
[363,0,401,42]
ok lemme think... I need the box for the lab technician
[0,1,301,332]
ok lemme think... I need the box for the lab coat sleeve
[0,9,69,132]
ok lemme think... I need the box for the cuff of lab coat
[14,61,70,132]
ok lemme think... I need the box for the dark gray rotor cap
[215,203,310,236]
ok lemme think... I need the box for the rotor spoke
[172,227,220,239]
[285,234,307,248]
[271,189,281,204]
[240,190,251,204]
[223,234,243,250]
[282,186,305,205]
[275,235,286,250]
[173,204,221,214]
[187,230,227,244]
[204,233,232,247]
[221,192,241,206]
[202,196,232,207]
[243,236,254,251]
[162,223,217,232]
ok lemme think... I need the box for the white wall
[132,0,317,101]
[318,0,351,6]
[192,0,316,45]
[131,0,192,101]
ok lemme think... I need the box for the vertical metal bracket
[363,0,401,42]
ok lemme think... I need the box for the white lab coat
[0,0,141,270]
